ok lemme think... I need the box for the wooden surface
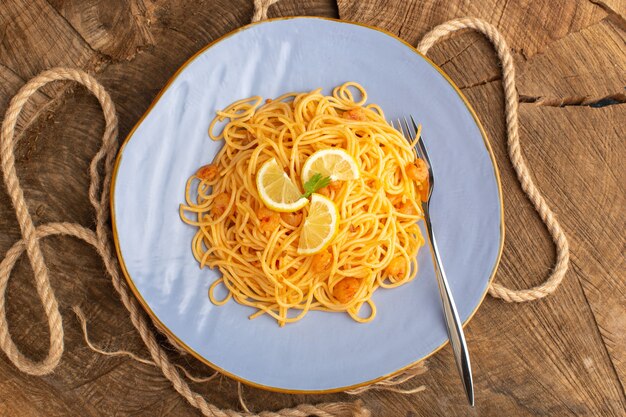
[0,0,624,415]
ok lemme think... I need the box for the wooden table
[1,1,624,415]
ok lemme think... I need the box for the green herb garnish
[301,173,331,199]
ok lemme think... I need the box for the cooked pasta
[180,82,427,326]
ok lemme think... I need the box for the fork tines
[392,117,429,166]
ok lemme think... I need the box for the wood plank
[47,0,155,62]
[372,15,625,116]
[0,0,105,162]
[0,363,98,416]
[0,0,624,415]
[517,103,626,392]
[270,0,339,17]
[337,0,607,58]
[517,17,626,102]
[337,0,620,107]
[0,64,51,140]
[590,0,626,21]
[0,0,103,83]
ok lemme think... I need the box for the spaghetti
[180,82,427,325]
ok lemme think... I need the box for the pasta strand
[180,83,426,326]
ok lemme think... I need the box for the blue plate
[111,17,504,393]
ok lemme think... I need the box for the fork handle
[423,211,475,406]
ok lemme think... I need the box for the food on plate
[180,82,427,326]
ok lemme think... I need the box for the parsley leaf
[301,173,331,199]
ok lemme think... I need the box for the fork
[393,116,475,406]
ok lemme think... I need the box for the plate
[111,17,504,393]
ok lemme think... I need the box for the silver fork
[393,116,475,406]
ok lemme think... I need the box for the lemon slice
[256,158,308,212]
[301,149,360,184]
[297,194,339,255]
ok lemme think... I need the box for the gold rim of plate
[109,16,506,395]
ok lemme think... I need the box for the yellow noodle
[180,83,426,326]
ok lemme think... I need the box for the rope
[345,362,427,395]
[0,1,569,414]
[417,18,569,302]
[0,67,368,417]
[252,0,279,22]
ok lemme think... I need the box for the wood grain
[47,0,156,62]
[338,0,607,58]
[339,1,626,415]
[0,0,624,416]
